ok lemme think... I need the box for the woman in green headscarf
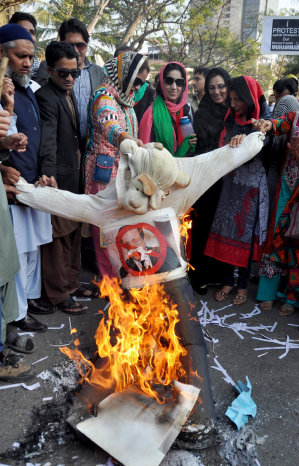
[139,62,196,157]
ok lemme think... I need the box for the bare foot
[259,300,274,311]
[232,289,248,306]
[214,285,234,303]
[279,303,295,316]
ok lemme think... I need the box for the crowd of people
[0,12,298,393]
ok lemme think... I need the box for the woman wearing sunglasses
[84,52,150,278]
[139,62,196,156]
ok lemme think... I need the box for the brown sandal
[56,299,88,315]
[232,290,248,306]
[214,286,234,303]
[279,303,295,316]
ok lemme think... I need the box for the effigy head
[119,139,190,214]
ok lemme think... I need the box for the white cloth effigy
[16,132,265,289]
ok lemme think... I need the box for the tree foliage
[0,0,28,13]
[1,0,298,90]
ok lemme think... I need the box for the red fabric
[219,76,264,147]
[205,233,260,268]
[234,76,264,124]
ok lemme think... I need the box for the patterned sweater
[84,82,137,195]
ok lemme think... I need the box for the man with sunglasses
[34,41,89,315]
[59,18,104,152]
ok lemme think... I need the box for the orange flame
[60,277,187,403]
[179,208,194,270]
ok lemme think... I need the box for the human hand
[0,109,10,137]
[287,136,299,162]
[122,134,145,148]
[229,134,246,148]
[4,183,20,202]
[0,133,28,152]
[251,118,272,133]
[189,133,197,146]
[35,174,58,188]
[0,165,20,185]
[136,138,145,148]
[1,78,15,114]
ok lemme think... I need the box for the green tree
[159,0,261,73]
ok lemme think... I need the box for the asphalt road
[0,269,298,466]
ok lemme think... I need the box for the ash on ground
[39,359,81,396]
[0,360,83,464]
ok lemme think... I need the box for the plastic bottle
[180,116,194,139]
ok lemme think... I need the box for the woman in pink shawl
[139,62,196,157]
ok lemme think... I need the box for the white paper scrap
[18,332,35,337]
[42,397,53,401]
[0,382,22,390]
[12,442,20,448]
[253,334,299,358]
[21,382,40,390]
[73,297,91,302]
[240,305,261,319]
[50,342,72,347]
[210,357,236,387]
[0,382,40,391]
[32,356,49,365]
[48,324,65,330]
[37,371,48,380]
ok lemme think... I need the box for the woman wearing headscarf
[188,68,231,294]
[84,52,149,277]
[266,93,299,216]
[255,112,299,315]
[204,76,272,305]
[138,61,196,157]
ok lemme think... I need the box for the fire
[179,208,194,270]
[60,277,187,403]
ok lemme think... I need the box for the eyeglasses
[68,42,87,51]
[164,77,185,87]
[133,77,145,87]
[51,67,81,79]
[208,84,227,92]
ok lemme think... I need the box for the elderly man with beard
[0,24,53,332]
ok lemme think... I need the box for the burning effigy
[15,133,264,465]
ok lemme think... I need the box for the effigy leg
[163,276,216,449]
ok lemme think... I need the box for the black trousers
[163,276,216,426]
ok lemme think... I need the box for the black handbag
[93,154,114,183]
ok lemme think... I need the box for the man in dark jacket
[0,24,52,332]
[35,41,90,315]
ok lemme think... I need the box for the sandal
[71,285,99,299]
[6,331,35,354]
[279,303,295,316]
[55,298,88,315]
[214,286,234,303]
[258,301,274,311]
[232,291,248,306]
